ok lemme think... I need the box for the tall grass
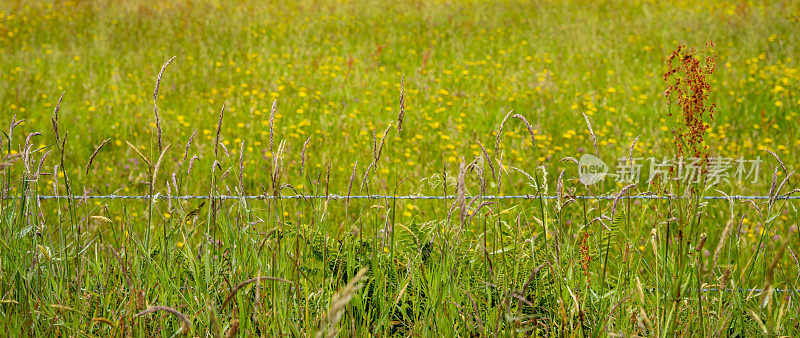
[0,53,798,336]
[1,1,799,335]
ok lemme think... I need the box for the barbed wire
[8,194,800,200]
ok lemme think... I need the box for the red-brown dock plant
[663,41,717,164]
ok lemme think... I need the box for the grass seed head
[495,110,513,156]
[187,155,199,175]
[476,140,496,181]
[153,104,163,153]
[35,150,52,178]
[153,56,177,101]
[238,139,246,185]
[347,161,358,203]
[269,99,277,153]
[582,113,597,155]
[457,161,467,223]
[51,92,64,143]
[182,129,196,165]
[764,148,787,173]
[214,103,225,158]
[628,135,640,163]
[9,115,24,144]
[318,267,368,338]
[511,114,536,148]
[153,55,177,153]
[85,137,111,175]
[152,144,170,188]
[374,121,393,164]
[301,136,312,175]
[125,140,151,168]
[397,74,405,135]
[495,111,536,157]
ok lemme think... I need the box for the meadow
[1,0,800,336]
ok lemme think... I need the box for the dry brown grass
[317,267,368,338]
[135,305,191,335]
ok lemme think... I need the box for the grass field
[1,0,800,336]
